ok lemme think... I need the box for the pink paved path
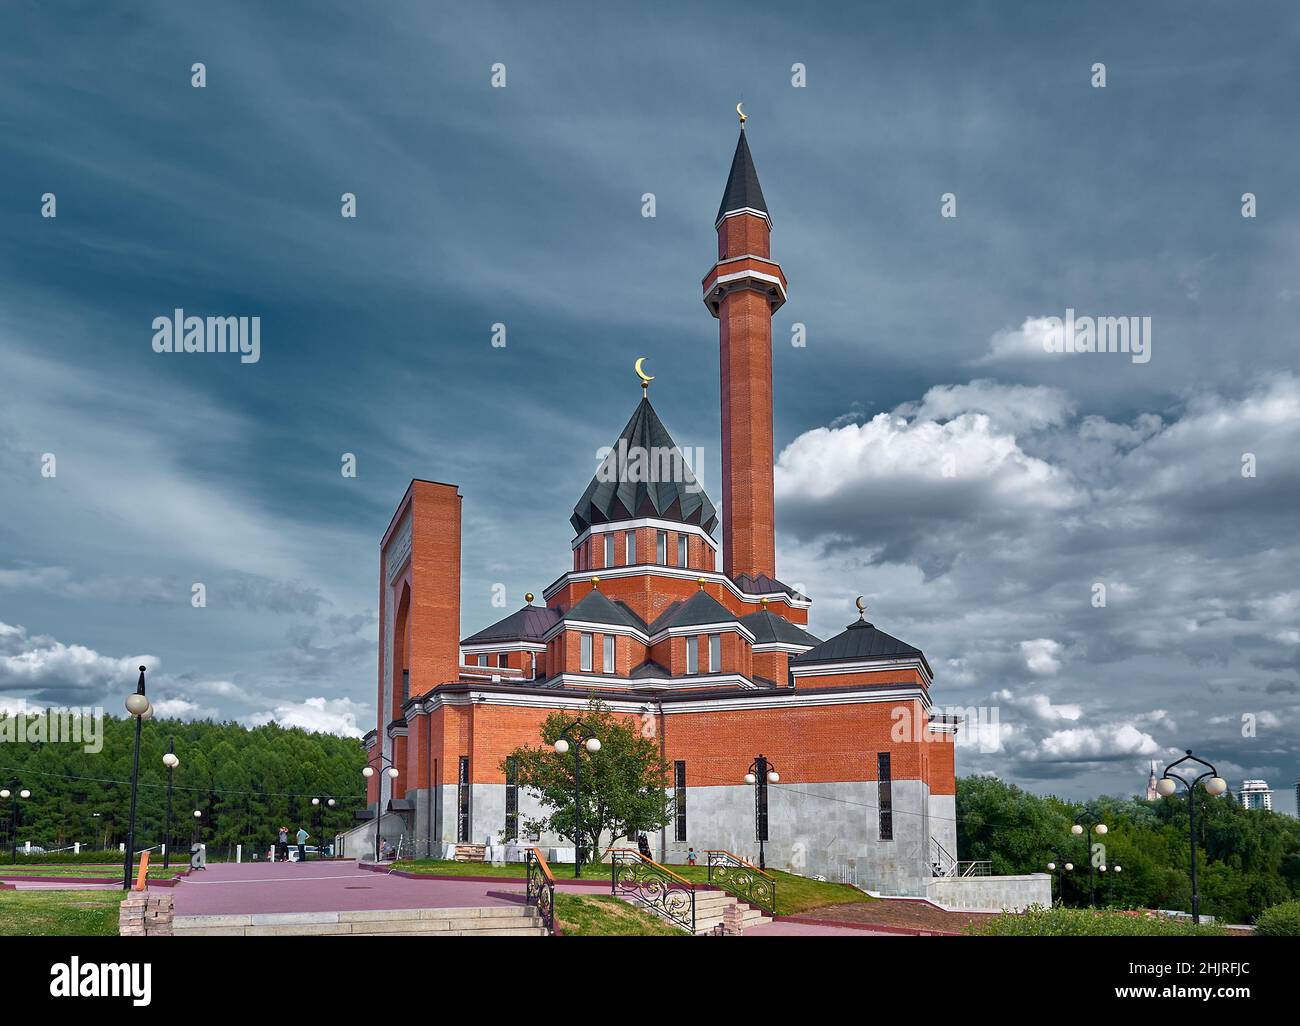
[170,861,892,935]
[172,860,587,917]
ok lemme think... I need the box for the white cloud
[0,621,157,700]
[243,696,367,738]
[1020,639,1064,676]
[975,316,1060,364]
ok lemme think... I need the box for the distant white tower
[1145,761,1159,801]
[1239,779,1273,811]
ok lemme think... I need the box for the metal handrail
[611,848,696,933]
[525,847,556,935]
[705,850,778,915]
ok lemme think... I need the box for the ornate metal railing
[705,850,777,916]
[611,849,696,933]
[525,847,556,935]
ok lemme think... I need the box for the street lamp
[1044,858,1074,903]
[1070,817,1110,907]
[362,758,400,862]
[744,754,780,870]
[122,665,152,889]
[162,740,180,868]
[1155,749,1228,925]
[553,719,601,879]
[310,796,337,859]
[2,784,31,862]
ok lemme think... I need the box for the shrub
[969,904,1225,937]
[1253,899,1300,937]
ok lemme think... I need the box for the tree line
[0,713,367,859]
[957,775,1300,923]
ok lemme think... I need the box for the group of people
[273,825,311,862]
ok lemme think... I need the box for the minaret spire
[703,117,787,582]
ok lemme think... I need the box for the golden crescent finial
[634,356,654,391]
[855,595,866,619]
[736,102,747,126]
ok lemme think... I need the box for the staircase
[452,843,487,862]
[691,890,772,935]
[173,905,544,937]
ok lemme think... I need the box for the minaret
[1145,761,1159,801]
[703,115,787,582]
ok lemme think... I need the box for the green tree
[503,699,672,863]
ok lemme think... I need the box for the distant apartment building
[1239,779,1273,811]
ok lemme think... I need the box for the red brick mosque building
[358,125,995,899]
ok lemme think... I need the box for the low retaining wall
[925,873,1050,912]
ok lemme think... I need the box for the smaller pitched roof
[739,609,820,648]
[792,618,931,675]
[462,604,560,646]
[732,572,807,601]
[562,589,648,632]
[647,590,740,634]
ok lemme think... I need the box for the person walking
[296,826,309,863]
[276,825,289,863]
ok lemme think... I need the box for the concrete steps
[621,888,772,935]
[173,904,544,937]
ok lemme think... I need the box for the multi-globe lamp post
[361,758,400,862]
[1154,749,1228,925]
[311,796,337,858]
[1069,818,1120,906]
[744,755,780,871]
[1044,857,1073,903]
[122,666,153,889]
[2,782,31,862]
[553,720,601,879]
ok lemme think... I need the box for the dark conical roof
[791,618,932,676]
[715,129,768,227]
[561,589,648,632]
[647,590,738,634]
[571,397,717,535]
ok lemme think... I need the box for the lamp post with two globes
[2,782,31,862]
[1045,858,1073,903]
[311,796,337,858]
[1155,750,1228,925]
[744,755,780,871]
[553,720,601,878]
[122,666,153,889]
[361,758,400,862]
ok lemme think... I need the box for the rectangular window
[476,654,487,667]
[877,752,893,841]
[401,668,410,703]
[685,636,698,674]
[497,652,508,668]
[708,634,721,672]
[457,756,471,843]
[603,634,615,673]
[678,535,688,567]
[626,530,636,564]
[656,531,667,565]
[604,533,615,567]
[505,756,519,841]
[580,633,593,672]
[674,761,687,842]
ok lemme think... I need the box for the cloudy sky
[1,1,1297,811]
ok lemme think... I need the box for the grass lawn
[393,859,871,917]
[0,865,187,879]
[0,890,124,936]
[554,893,685,936]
